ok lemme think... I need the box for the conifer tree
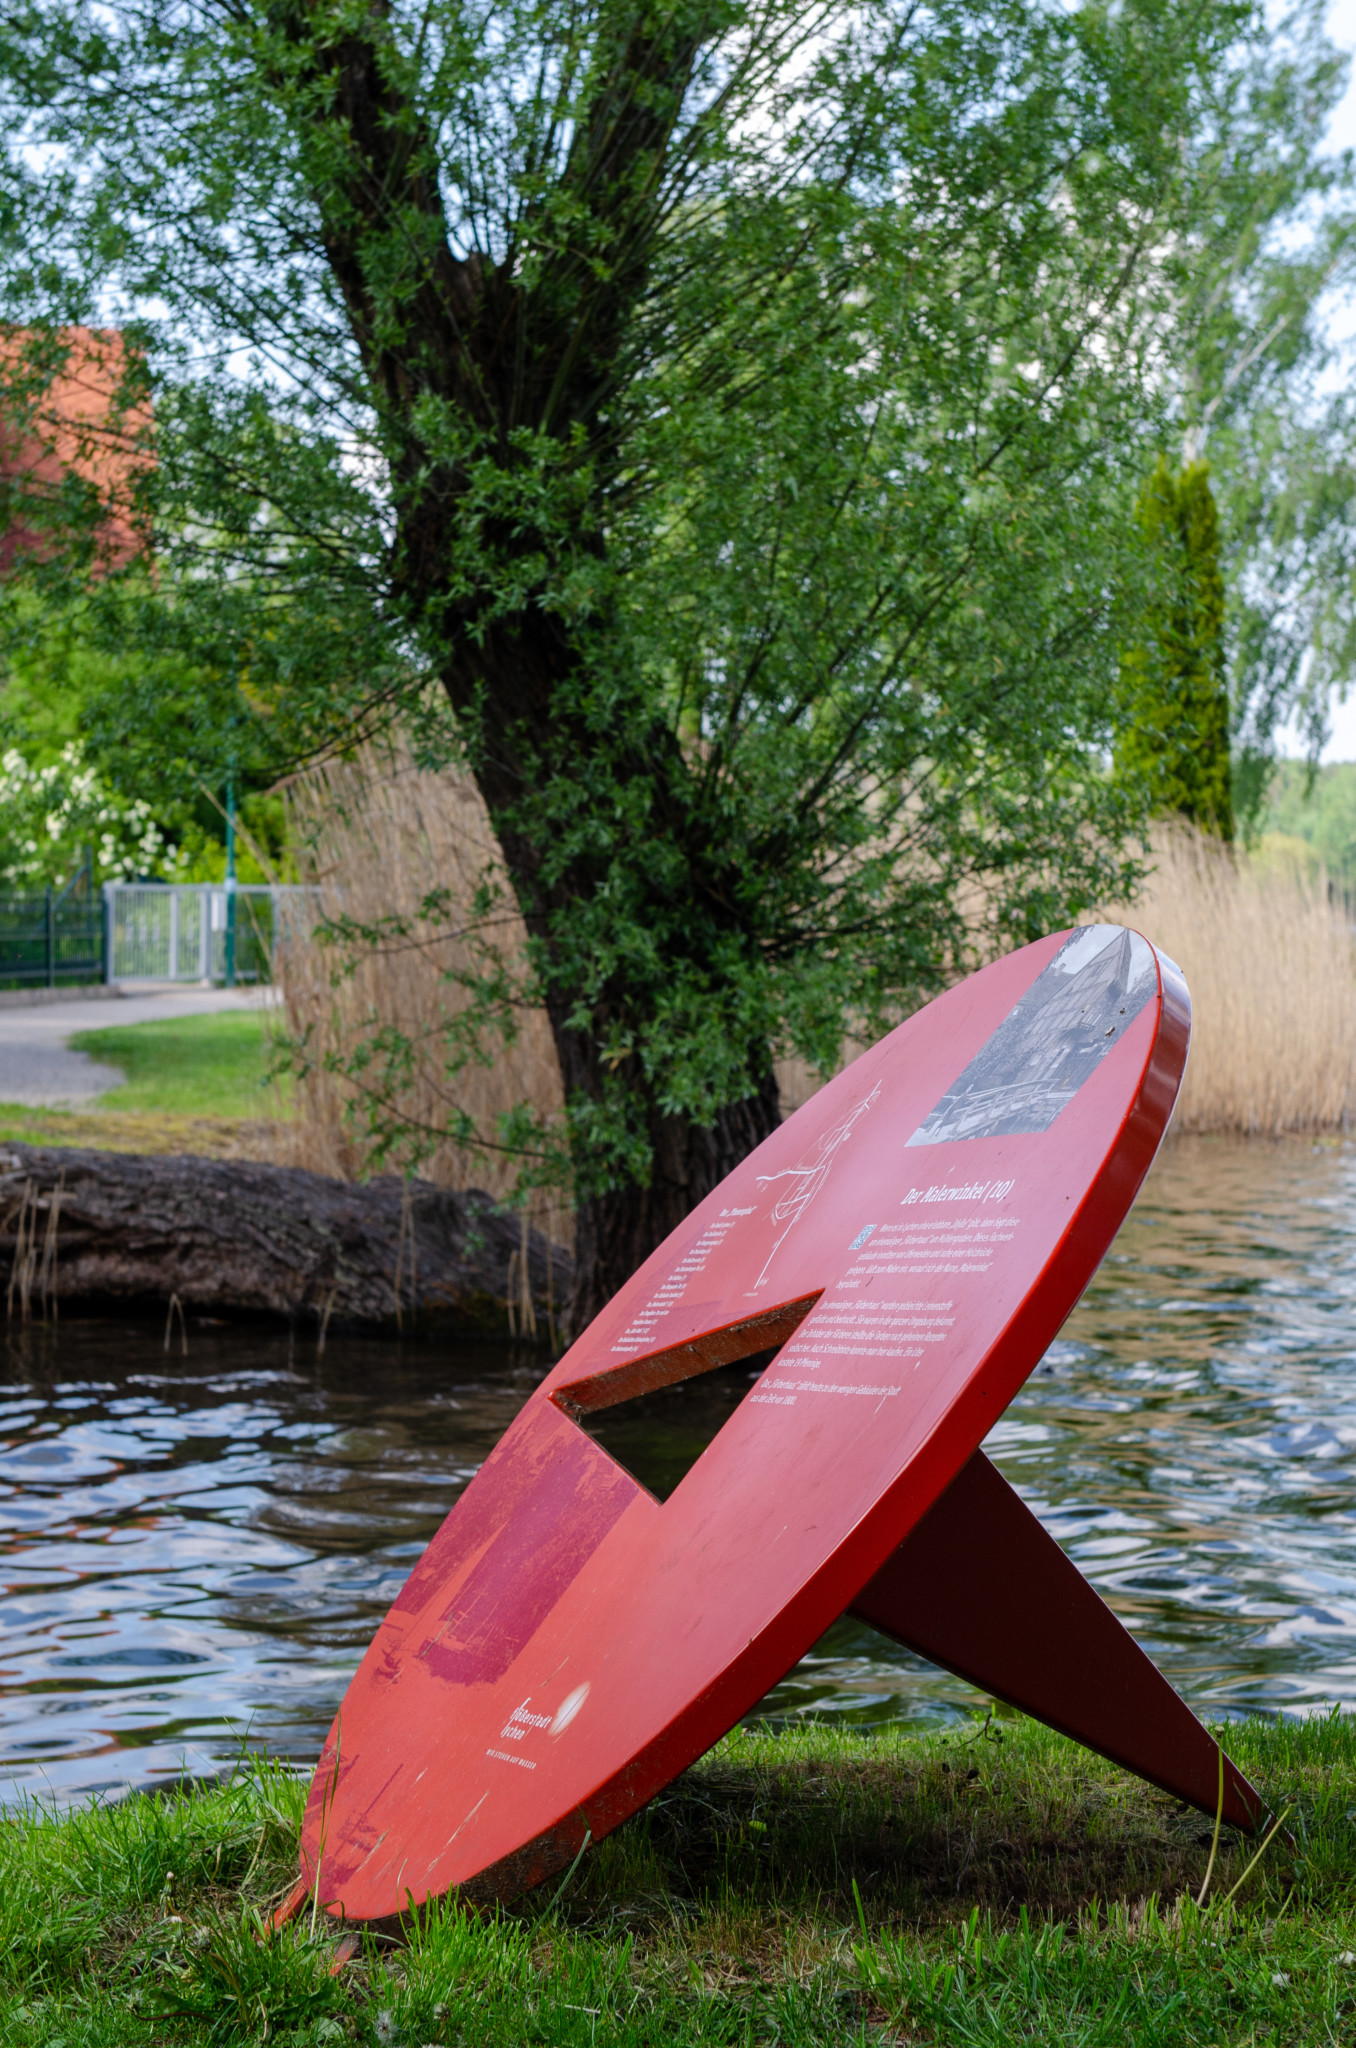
[1119,461,1235,841]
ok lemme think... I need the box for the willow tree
[0,0,1343,1322]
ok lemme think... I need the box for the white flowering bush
[0,743,189,885]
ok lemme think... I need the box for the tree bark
[567,1067,783,1332]
[284,2,779,1325]
[0,1144,569,1338]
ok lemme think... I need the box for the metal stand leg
[848,1450,1264,1832]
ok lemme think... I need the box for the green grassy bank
[0,1009,289,1158]
[6,1714,1356,2046]
[67,1009,288,1121]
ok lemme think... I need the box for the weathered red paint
[295,926,1262,1923]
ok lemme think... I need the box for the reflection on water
[0,1333,549,1801]
[768,1135,1356,1727]
[3,1134,1356,1800]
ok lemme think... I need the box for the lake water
[3,1133,1356,1803]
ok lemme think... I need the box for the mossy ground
[0,1105,282,1157]
[4,1713,1355,2045]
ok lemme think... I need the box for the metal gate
[104,883,315,985]
[0,854,105,989]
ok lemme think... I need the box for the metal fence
[0,855,104,989]
[104,882,315,986]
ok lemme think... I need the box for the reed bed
[274,740,568,1256]
[274,742,824,1252]
[274,751,1356,1229]
[1106,824,1356,1135]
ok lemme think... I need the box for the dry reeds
[275,743,1353,1223]
[273,738,569,1247]
[4,1172,62,1321]
[1104,823,1356,1134]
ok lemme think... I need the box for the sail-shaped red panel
[290,926,1261,1922]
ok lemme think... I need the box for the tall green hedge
[1119,460,1234,840]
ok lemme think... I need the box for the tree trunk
[0,1144,569,1339]
[567,1070,783,1333]
[287,6,779,1330]
[452,617,787,1333]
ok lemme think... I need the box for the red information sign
[290,927,1263,1925]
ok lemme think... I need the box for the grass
[0,1009,290,1158]
[69,1010,289,1119]
[5,1713,1356,2045]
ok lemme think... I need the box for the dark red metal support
[850,1448,1262,1830]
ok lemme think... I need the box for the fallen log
[0,1143,570,1338]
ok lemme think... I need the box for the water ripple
[2,1134,1355,1798]
[763,1135,1356,1726]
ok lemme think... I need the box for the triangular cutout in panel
[576,1347,784,1503]
[550,1294,820,1502]
[551,1293,820,1415]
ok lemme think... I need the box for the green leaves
[1117,460,1234,841]
[0,0,1349,1292]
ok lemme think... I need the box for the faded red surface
[0,327,151,574]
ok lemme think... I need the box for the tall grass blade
[1195,1745,1225,1907]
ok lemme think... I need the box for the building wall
[0,327,151,574]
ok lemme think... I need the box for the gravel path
[0,987,277,1108]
